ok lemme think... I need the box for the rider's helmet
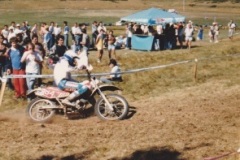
[63,50,79,67]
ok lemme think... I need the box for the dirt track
[0,80,239,160]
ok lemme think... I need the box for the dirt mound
[0,80,239,159]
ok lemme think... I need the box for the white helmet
[63,50,79,67]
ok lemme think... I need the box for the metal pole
[183,0,185,12]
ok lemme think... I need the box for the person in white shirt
[14,24,24,35]
[156,24,163,35]
[53,50,90,106]
[20,42,43,92]
[71,23,82,53]
[184,23,194,49]
[8,27,16,42]
[228,20,236,40]
[1,25,9,39]
[54,23,62,38]
[97,21,107,33]
[100,59,122,83]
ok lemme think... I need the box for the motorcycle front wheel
[27,98,56,122]
[95,94,129,120]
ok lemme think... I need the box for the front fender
[91,85,122,96]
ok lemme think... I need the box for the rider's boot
[62,91,80,107]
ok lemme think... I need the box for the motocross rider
[53,50,90,106]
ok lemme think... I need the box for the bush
[189,3,196,7]
[209,4,217,7]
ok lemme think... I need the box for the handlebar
[86,69,91,81]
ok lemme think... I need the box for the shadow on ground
[35,146,183,160]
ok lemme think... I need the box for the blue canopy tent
[120,7,185,25]
[120,8,186,51]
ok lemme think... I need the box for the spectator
[97,21,107,33]
[96,29,105,63]
[31,34,45,87]
[43,25,52,55]
[54,23,62,42]
[125,23,133,49]
[14,23,24,35]
[31,23,38,39]
[10,21,16,31]
[39,22,46,41]
[100,59,122,83]
[228,20,236,40]
[114,35,126,49]
[49,21,55,49]
[208,24,215,43]
[71,22,82,53]
[169,23,177,49]
[8,27,16,42]
[0,38,14,90]
[91,21,98,49]
[163,23,171,50]
[107,30,116,60]
[51,35,67,57]
[21,42,43,95]
[213,22,219,43]
[197,25,204,41]
[63,21,70,48]
[0,36,8,76]
[80,28,90,52]
[16,33,24,46]
[134,24,144,35]
[1,25,9,40]
[20,21,29,39]
[6,37,26,99]
[184,23,194,49]
[177,22,184,49]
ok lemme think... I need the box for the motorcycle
[26,71,129,122]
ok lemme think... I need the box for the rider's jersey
[53,58,75,85]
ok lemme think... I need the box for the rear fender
[91,85,122,96]
[27,88,41,96]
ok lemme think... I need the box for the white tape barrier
[0,59,193,79]
[1,54,240,80]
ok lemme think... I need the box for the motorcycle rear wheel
[27,98,56,122]
[95,94,129,120]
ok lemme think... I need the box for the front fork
[96,87,114,111]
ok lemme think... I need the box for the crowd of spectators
[0,20,122,100]
[0,19,237,100]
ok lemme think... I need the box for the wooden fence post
[0,74,7,106]
[193,58,198,82]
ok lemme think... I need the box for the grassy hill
[0,0,240,25]
[0,1,240,160]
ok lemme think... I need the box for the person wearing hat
[14,23,24,35]
[100,59,122,83]
[7,26,16,42]
[212,22,219,43]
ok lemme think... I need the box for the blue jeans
[64,34,69,48]
[126,37,131,49]
[58,79,88,95]
[26,73,37,92]
[74,35,81,53]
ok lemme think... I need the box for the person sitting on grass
[100,59,122,84]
